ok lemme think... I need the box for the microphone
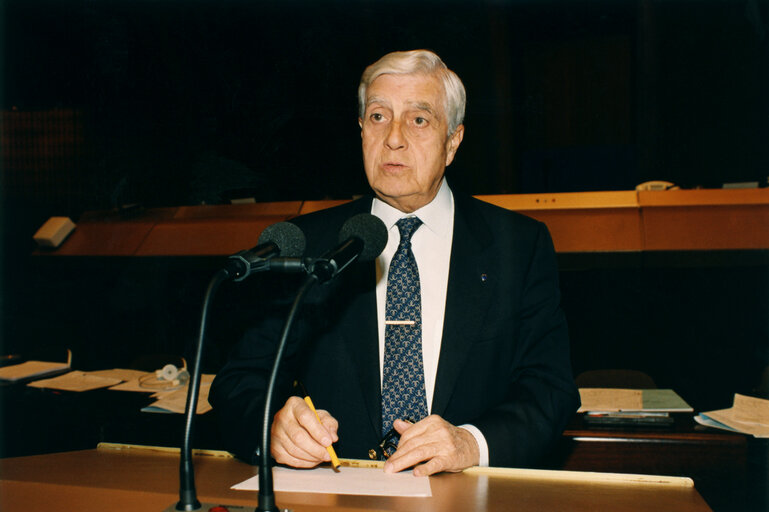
[224,222,306,281]
[170,221,305,512]
[308,213,388,283]
[256,213,387,512]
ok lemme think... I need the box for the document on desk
[697,393,769,438]
[577,388,693,412]
[27,371,122,391]
[0,360,70,382]
[232,466,432,497]
[140,375,215,414]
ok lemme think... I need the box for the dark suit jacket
[209,191,579,467]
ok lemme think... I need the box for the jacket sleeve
[208,282,309,463]
[472,222,580,467]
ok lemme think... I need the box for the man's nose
[385,121,406,150]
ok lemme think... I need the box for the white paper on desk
[232,466,432,497]
[732,393,769,425]
[27,371,122,391]
[90,368,148,382]
[700,409,769,437]
[0,360,70,381]
[141,375,214,414]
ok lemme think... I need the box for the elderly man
[210,49,579,476]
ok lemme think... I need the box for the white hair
[358,49,466,136]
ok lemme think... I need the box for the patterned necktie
[381,217,428,442]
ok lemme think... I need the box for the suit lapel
[431,195,495,416]
[329,196,383,438]
[341,263,383,439]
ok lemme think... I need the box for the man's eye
[370,113,384,121]
[414,117,427,126]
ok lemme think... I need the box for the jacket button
[368,449,378,460]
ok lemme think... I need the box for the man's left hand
[383,415,480,476]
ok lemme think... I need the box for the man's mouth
[382,162,407,172]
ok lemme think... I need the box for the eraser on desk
[33,216,76,248]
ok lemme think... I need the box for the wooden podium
[0,445,713,512]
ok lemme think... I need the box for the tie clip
[385,320,416,325]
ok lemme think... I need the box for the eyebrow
[409,101,436,116]
[366,96,390,108]
[364,98,442,121]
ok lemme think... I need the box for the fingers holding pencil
[271,395,339,469]
[304,396,341,469]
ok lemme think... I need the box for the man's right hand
[270,395,339,468]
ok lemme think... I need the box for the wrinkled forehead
[364,72,447,114]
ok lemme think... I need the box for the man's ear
[358,118,363,136]
[445,124,465,166]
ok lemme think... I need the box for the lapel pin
[480,273,488,282]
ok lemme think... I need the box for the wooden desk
[554,414,761,512]
[0,447,712,512]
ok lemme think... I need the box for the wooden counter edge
[337,457,693,487]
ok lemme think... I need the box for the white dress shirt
[371,178,489,466]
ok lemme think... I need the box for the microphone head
[257,221,306,257]
[338,213,388,262]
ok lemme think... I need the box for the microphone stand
[169,249,342,510]
[257,272,319,512]
[173,268,229,511]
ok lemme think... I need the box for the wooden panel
[38,221,155,256]
[136,217,288,256]
[479,191,638,210]
[642,205,769,250]
[174,201,302,220]
[638,189,769,207]
[478,191,641,252]
[516,208,642,252]
[30,189,769,256]
[300,199,351,215]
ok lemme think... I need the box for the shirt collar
[371,178,453,238]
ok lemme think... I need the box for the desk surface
[0,447,712,512]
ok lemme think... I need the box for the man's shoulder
[457,193,545,233]
[292,196,371,223]
[289,196,374,255]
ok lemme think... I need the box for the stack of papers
[141,374,215,415]
[696,394,769,438]
[0,359,214,414]
[0,360,71,382]
[578,388,693,413]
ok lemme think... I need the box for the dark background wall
[1,0,768,419]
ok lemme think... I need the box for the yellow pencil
[303,395,341,469]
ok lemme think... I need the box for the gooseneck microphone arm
[172,221,307,512]
[257,272,319,512]
[256,213,387,512]
[176,268,229,511]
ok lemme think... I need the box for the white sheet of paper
[0,361,69,381]
[27,371,122,391]
[702,408,769,438]
[232,466,431,497]
[141,376,215,414]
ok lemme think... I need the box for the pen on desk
[295,381,340,470]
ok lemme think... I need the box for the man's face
[359,72,464,213]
